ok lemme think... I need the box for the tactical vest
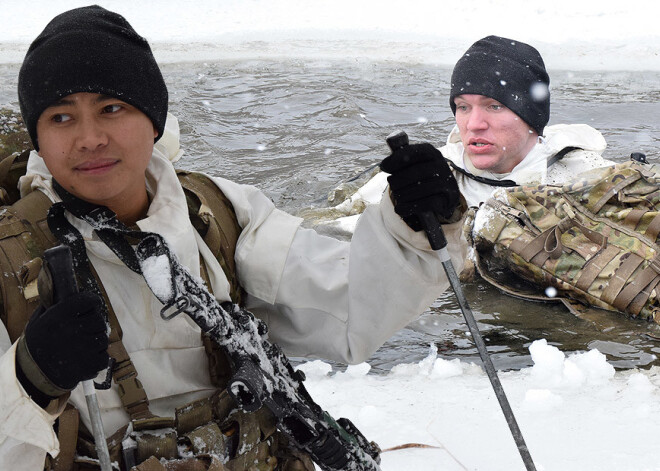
[469,160,660,322]
[0,151,312,471]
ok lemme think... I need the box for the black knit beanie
[449,36,550,135]
[18,5,168,150]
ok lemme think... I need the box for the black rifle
[134,233,381,471]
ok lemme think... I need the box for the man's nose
[75,117,108,151]
[466,107,488,131]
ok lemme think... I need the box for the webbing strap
[624,208,648,230]
[0,153,19,204]
[592,173,642,213]
[108,340,153,420]
[51,406,79,471]
[547,146,581,168]
[642,189,660,208]
[513,218,607,264]
[644,212,660,242]
[575,245,620,292]
[90,254,153,421]
[601,254,645,305]
[529,245,555,267]
[627,276,660,316]
[612,258,660,312]
[136,430,178,463]
[515,226,563,262]
[570,223,608,260]
[445,159,517,187]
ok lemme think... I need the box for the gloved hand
[16,291,108,404]
[380,143,461,231]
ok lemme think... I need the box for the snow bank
[299,339,660,470]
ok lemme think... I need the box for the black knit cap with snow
[449,36,550,135]
[18,5,168,150]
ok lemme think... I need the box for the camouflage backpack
[470,161,660,324]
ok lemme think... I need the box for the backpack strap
[547,146,581,168]
[177,170,245,305]
[0,189,57,342]
[447,146,583,189]
[445,158,517,187]
[0,150,30,205]
[50,405,80,471]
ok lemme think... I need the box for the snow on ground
[301,340,660,471]
[1,0,660,70]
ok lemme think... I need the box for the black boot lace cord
[46,180,382,471]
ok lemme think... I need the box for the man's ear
[153,126,158,139]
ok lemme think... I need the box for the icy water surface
[1,59,660,371]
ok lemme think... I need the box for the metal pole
[83,380,113,471]
[386,131,537,471]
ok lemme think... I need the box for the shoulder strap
[0,190,57,342]
[177,170,245,305]
[0,149,30,205]
[547,146,581,168]
[445,158,517,188]
[446,146,583,188]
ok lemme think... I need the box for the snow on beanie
[18,5,168,150]
[449,36,550,135]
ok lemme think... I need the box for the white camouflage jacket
[0,116,465,469]
[319,123,614,235]
[443,123,614,207]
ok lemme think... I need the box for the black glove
[380,143,460,231]
[16,291,108,404]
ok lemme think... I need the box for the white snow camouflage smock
[319,123,615,235]
[0,116,466,469]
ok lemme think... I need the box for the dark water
[2,59,660,372]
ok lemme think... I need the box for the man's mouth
[468,138,493,147]
[75,159,119,173]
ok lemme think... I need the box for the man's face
[453,94,538,174]
[36,92,157,214]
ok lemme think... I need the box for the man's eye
[52,114,71,123]
[489,104,503,111]
[102,104,122,114]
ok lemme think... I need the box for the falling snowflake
[530,82,549,101]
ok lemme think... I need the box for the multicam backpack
[470,161,660,324]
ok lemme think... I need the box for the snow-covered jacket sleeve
[211,176,466,364]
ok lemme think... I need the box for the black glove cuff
[16,334,72,402]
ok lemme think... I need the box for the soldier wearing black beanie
[449,35,550,136]
[18,5,168,150]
